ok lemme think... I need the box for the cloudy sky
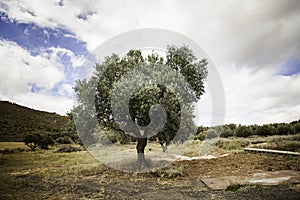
[0,0,299,126]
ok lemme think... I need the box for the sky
[0,0,300,126]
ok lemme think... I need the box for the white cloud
[0,39,72,114]
[219,65,300,125]
[3,0,300,65]
[58,83,73,97]
[47,46,85,67]
[0,39,65,94]
[5,92,73,115]
[1,0,300,124]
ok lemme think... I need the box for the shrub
[220,128,234,138]
[194,132,206,141]
[206,129,218,139]
[24,133,40,151]
[56,136,73,144]
[24,133,54,150]
[105,130,118,143]
[197,126,206,134]
[235,126,252,138]
[155,163,187,178]
[276,124,291,135]
[117,132,132,144]
[38,134,55,149]
[276,141,300,152]
[255,125,276,136]
[56,145,81,153]
[293,123,300,134]
[226,184,245,191]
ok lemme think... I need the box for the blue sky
[0,12,88,97]
[0,0,300,125]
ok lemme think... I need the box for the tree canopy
[73,45,208,164]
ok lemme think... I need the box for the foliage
[235,125,252,138]
[55,145,82,153]
[254,124,276,136]
[194,132,206,141]
[276,123,292,135]
[155,163,187,178]
[220,126,234,138]
[38,134,55,149]
[24,133,40,151]
[24,133,54,151]
[197,126,206,134]
[0,101,81,145]
[208,121,300,138]
[0,101,68,142]
[205,129,218,139]
[226,184,246,192]
[73,45,208,148]
[56,136,73,144]
[293,123,300,134]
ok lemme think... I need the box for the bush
[276,124,291,135]
[105,130,118,143]
[276,141,300,152]
[24,133,54,150]
[56,145,81,153]
[38,134,55,149]
[155,164,187,178]
[220,128,234,138]
[235,126,252,138]
[197,126,206,134]
[194,132,206,141]
[56,136,73,144]
[117,132,131,144]
[226,184,245,191]
[24,133,40,151]
[255,125,276,136]
[293,123,300,134]
[206,129,218,139]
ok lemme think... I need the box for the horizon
[1,99,299,127]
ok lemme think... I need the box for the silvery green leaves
[72,29,224,172]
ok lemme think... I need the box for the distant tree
[38,134,55,149]
[293,122,300,134]
[254,124,276,136]
[227,123,237,131]
[24,133,55,150]
[24,133,40,151]
[235,125,252,138]
[276,124,291,135]
[220,126,234,138]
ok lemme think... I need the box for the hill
[0,101,68,142]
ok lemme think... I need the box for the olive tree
[74,45,208,164]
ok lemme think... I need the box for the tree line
[194,119,300,140]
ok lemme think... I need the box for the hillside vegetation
[0,101,69,142]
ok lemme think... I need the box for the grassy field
[0,138,299,199]
[0,142,29,150]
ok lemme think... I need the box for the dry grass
[0,142,29,150]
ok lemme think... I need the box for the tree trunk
[136,138,147,164]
